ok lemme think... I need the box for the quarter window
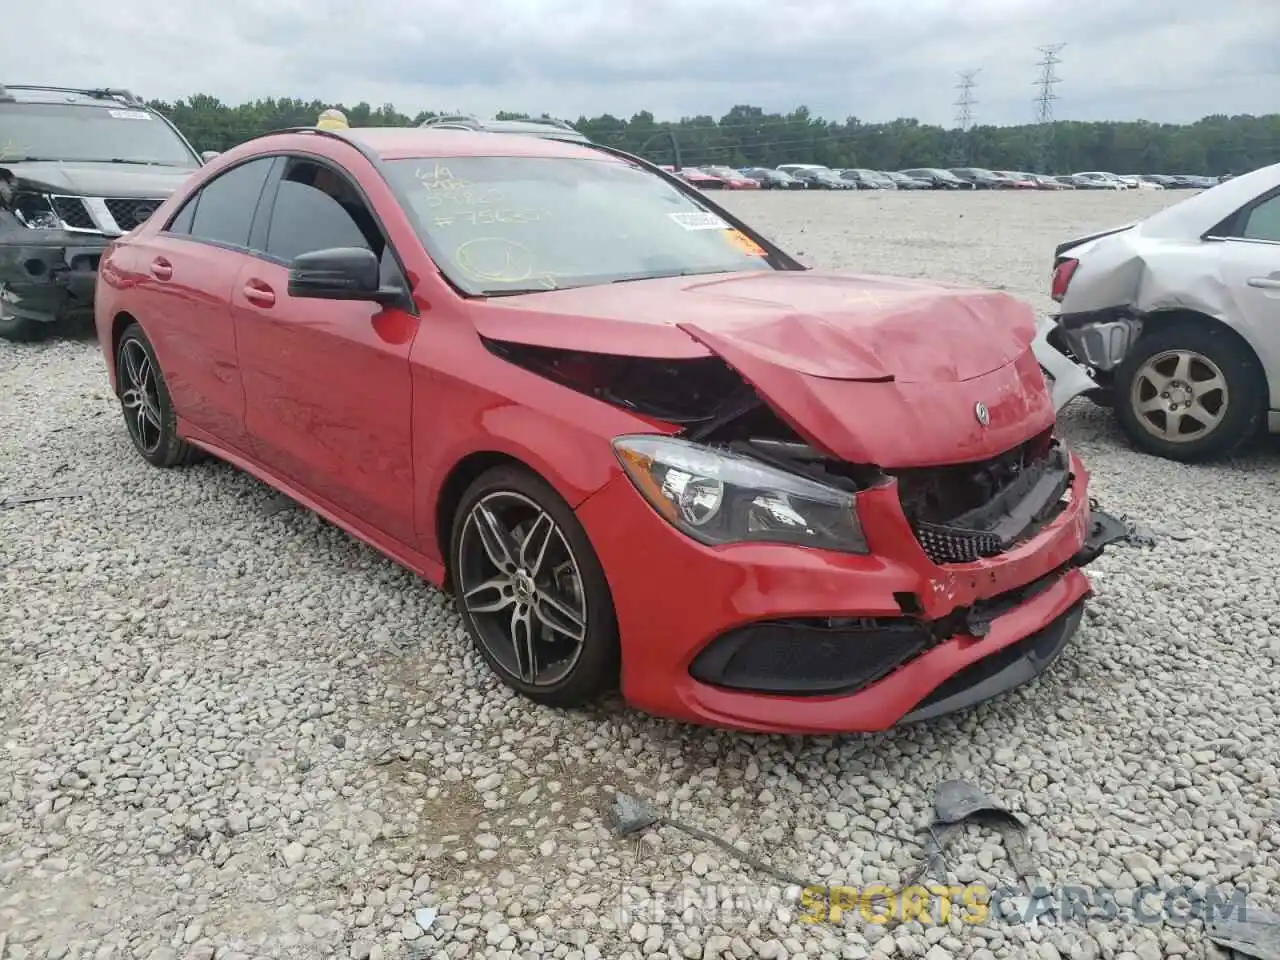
[1241,195,1280,243]
[186,158,274,248]
[165,196,197,235]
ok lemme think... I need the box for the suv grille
[105,198,164,230]
[49,196,166,233]
[51,197,95,230]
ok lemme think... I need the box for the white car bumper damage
[1032,314,1099,413]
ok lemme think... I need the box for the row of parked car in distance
[660,164,1226,191]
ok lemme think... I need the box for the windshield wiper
[609,268,731,285]
[480,287,562,298]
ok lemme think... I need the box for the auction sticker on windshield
[669,211,730,231]
[723,229,767,256]
[108,110,152,120]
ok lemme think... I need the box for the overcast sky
[6,0,1278,127]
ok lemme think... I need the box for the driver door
[231,155,421,545]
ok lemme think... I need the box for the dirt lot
[2,189,1278,960]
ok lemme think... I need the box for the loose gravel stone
[2,191,1277,960]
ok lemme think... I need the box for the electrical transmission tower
[954,69,980,131]
[1033,43,1065,172]
[951,69,979,164]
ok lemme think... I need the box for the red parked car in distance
[94,126,1128,735]
[659,164,727,190]
[700,166,762,189]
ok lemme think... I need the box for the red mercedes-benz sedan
[93,126,1126,734]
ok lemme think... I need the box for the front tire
[1113,322,1265,462]
[115,323,204,468]
[449,464,620,708]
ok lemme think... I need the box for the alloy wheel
[119,338,164,455]
[1130,348,1229,443]
[456,490,588,687]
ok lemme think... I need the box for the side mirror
[200,150,220,164]
[288,247,390,302]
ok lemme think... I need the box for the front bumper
[0,228,108,324]
[577,449,1126,734]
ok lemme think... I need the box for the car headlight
[612,435,869,553]
[11,191,62,230]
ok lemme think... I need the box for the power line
[954,69,980,131]
[1033,42,1066,172]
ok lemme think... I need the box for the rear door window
[187,158,275,249]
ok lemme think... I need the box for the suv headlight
[612,435,868,553]
[12,191,62,230]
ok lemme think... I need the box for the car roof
[316,126,615,163]
[0,83,151,109]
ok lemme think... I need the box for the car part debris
[926,779,1034,882]
[1087,500,1159,548]
[612,791,663,836]
[610,778,1034,925]
[0,490,83,509]
[1207,908,1280,960]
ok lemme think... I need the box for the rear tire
[115,323,205,468]
[1113,322,1264,462]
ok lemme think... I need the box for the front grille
[913,524,1004,565]
[104,198,165,230]
[51,196,95,230]
[891,430,1068,566]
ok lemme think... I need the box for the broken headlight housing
[10,191,62,230]
[612,434,869,553]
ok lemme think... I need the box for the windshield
[385,156,779,296]
[0,103,198,166]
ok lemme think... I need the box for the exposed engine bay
[483,338,1075,565]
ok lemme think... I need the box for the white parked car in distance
[1033,161,1280,462]
[1071,172,1129,190]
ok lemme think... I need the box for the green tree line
[148,95,1280,176]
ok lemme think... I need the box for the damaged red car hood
[473,270,1055,466]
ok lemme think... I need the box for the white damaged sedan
[1032,161,1280,462]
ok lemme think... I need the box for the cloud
[5,0,1278,126]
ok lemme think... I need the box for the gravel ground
[3,189,1279,960]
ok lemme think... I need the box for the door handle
[243,280,276,307]
[150,257,172,281]
[1246,277,1280,290]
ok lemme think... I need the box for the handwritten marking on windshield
[455,237,536,283]
[432,209,547,228]
[416,163,455,183]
